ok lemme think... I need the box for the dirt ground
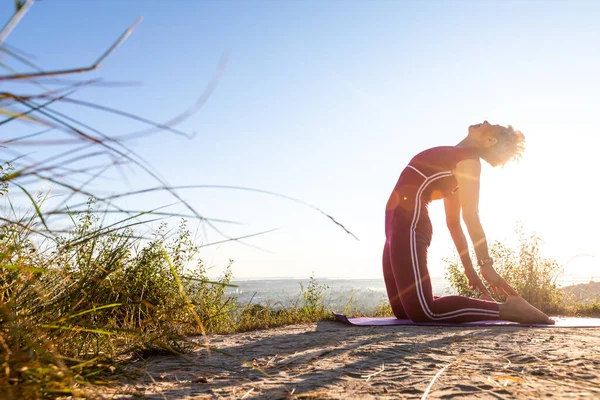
[103,320,600,399]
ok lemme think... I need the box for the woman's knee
[401,298,433,322]
[390,302,407,319]
[406,311,432,323]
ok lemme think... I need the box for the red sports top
[387,146,480,213]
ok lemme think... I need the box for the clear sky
[2,0,599,281]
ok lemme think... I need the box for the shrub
[300,273,329,317]
[445,224,564,313]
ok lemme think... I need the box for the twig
[0,0,34,46]
[67,184,360,241]
[421,362,453,400]
[361,363,385,381]
[143,371,167,400]
[241,388,255,399]
[265,355,277,368]
[199,228,280,248]
[0,17,142,81]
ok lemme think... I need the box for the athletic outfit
[383,146,500,322]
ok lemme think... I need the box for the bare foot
[499,296,555,325]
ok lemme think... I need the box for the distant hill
[561,281,600,304]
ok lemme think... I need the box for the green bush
[300,273,329,317]
[445,225,564,313]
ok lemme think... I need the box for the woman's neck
[457,137,488,161]
[457,137,477,148]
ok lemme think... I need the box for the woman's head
[466,120,525,167]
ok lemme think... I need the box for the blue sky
[2,0,599,280]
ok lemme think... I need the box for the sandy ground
[104,321,600,399]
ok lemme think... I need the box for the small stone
[193,376,210,384]
[427,363,437,368]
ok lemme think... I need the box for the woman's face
[468,121,498,148]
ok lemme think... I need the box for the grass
[0,198,347,398]
[0,189,383,398]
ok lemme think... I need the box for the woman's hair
[489,124,525,167]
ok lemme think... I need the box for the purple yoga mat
[333,312,600,328]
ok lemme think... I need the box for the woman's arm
[444,193,470,263]
[453,160,490,262]
[454,159,518,297]
[444,192,492,299]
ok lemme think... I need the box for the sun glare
[479,140,599,281]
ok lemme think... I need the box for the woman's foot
[499,296,555,325]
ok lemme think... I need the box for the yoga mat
[333,312,600,328]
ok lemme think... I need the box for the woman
[383,121,553,324]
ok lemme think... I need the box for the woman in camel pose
[383,121,553,324]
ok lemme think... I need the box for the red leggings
[383,208,500,323]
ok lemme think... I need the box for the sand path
[107,321,600,399]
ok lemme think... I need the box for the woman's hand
[480,262,518,298]
[464,268,494,301]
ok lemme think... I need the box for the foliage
[300,273,330,317]
[445,224,564,312]
[0,199,232,397]
[0,198,340,397]
[372,298,394,317]
[0,163,11,197]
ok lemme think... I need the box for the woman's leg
[382,242,408,319]
[389,226,501,323]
